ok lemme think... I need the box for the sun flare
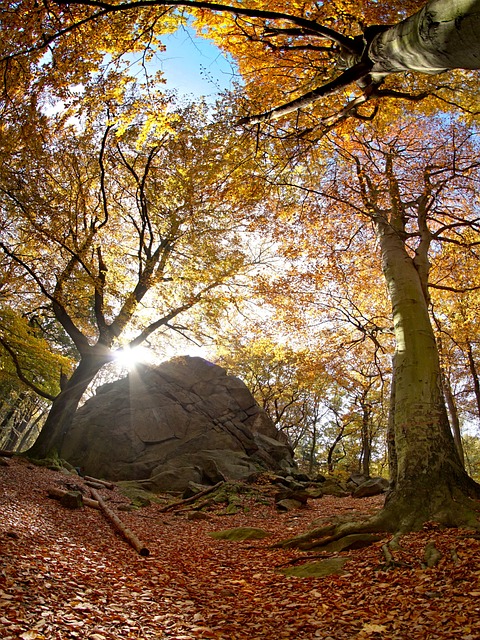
[114,346,145,370]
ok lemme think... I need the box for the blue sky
[157,25,238,97]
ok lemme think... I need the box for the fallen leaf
[362,623,388,634]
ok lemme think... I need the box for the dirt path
[1,457,479,639]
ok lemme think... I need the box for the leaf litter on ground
[1,457,479,639]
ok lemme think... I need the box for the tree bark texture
[48,487,100,509]
[369,0,480,77]
[360,406,372,478]
[27,349,111,458]
[375,216,479,527]
[441,366,465,467]
[89,487,150,556]
[466,341,480,420]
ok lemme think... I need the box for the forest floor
[1,457,479,640]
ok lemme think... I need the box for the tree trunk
[466,341,480,420]
[369,0,480,78]
[360,402,372,478]
[438,344,465,467]
[308,422,318,476]
[89,487,150,556]
[374,217,480,530]
[16,407,48,452]
[442,370,465,467]
[308,402,320,475]
[326,421,346,474]
[26,348,112,458]
[48,487,100,509]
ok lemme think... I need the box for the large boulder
[61,356,295,491]
[352,477,390,498]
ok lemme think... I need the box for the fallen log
[85,480,110,490]
[158,481,224,513]
[89,487,150,557]
[84,476,115,490]
[48,487,100,509]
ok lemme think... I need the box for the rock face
[60,356,295,492]
[351,476,390,498]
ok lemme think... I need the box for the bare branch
[237,62,372,125]
[94,246,109,335]
[430,283,480,293]
[98,124,113,230]
[57,0,358,52]
[0,243,90,353]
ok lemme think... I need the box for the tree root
[380,542,409,570]
[275,490,480,557]
[274,513,390,551]
[423,541,442,568]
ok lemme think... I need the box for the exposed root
[423,541,442,568]
[380,542,410,570]
[275,515,390,551]
[275,489,480,554]
[275,553,336,567]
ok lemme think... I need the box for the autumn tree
[215,297,391,475]
[243,112,480,542]
[7,0,478,132]
[0,308,71,450]
[3,0,480,538]
[430,244,480,429]
[245,164,394,476]
[426,241,480,466]
[0,97,267,457]
[216,332,331,458]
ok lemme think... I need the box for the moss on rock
[208,527,272,541]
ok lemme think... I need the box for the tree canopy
[1,0,480,540]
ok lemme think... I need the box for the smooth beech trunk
[375,217,480,530]
[369,0,480,77]
[26,348,112,458]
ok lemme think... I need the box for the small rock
[317,478,350,497]
[292,472,311,482]
[187,511,212,521]
[275,488,309,504]
[305,487,324,499]
[182,482,210,499]
[346,473,370,490]
[60,491,84,509]
[276,498,303,511]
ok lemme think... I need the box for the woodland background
[1,0,480,478]
[2,1,480,637]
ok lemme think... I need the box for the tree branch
[237,62,372,125]
[94,246,109,336]
[0,336,56,401]
[127,278,228,348]
[98,124,113,230]
[57,0,358,52]
[0,243,90,353]
[429,283,480,293]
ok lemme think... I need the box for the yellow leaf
[361,623,388,634]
